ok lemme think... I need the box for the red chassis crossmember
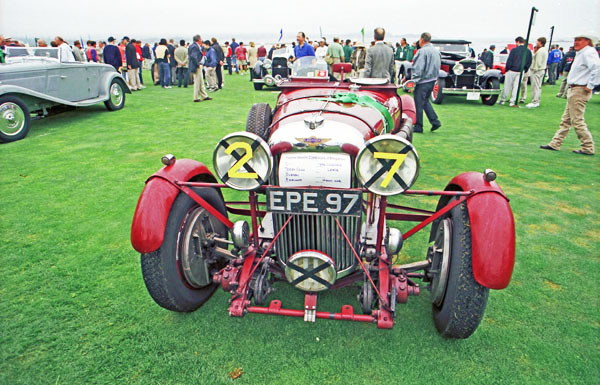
[175,179,496,328]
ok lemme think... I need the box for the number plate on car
[266,188,362,217]
[466,92,480,100]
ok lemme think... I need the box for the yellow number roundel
[213,132,273,191]
[355,134,420,196]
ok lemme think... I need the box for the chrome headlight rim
[453,62,464,76]
[213,131,273,191]
[284,250,337,292]
[355,134,420,196]
[476,63,486,76]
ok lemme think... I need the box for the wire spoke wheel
[140,187,228,312]
[429,218,451,306]
[179,206,220,288]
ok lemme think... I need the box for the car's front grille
[272,213,360,275]
[456,74,476,88]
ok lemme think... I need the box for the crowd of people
[0,29,598,154]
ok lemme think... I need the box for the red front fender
[434,172,515,290]
[130,159,219,254]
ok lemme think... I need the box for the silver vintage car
[0,47,130,143]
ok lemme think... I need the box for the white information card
[278,152,352,188]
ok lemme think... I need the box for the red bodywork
[131,159,227,254]
[131,76,514,329]
[272,79,416,138]
[436,172,515,289]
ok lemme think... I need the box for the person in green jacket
[343,39,353,63]
[394,38,413,84]
[0,35,5,63]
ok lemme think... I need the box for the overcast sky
[1,0,599,45]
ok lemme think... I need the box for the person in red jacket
[224,41,233,75]
[135,40,145,87]
[119,36,128,79]
[257,44,267,60]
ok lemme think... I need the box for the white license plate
[466,92,480,100]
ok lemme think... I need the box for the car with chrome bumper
[0,47,130,143]
[402,40,502,106]
[131,58,515,338]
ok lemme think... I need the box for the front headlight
[355,134,420,196]
[476,63,486,76]
[453,62,464,75]
[213,132,273,190]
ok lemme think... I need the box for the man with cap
[103,37,121,71]
[541,33,599,155]
[350,42,367,78]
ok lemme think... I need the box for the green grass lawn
[1,72,598,385]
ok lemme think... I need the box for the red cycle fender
[438,172,515,290]
[131,159,218,254]
[399,94,416,123]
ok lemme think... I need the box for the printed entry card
[278,152,352,188]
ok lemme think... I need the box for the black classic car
[402,40,502,106]
[251,48,293,90]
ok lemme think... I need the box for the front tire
[481,77,500,105]
[430,198,489,338]
[431,78,445,104]
[104,78,126,111]
[140,187,228,312]
[0,95,31,143]
[246,103,272,139]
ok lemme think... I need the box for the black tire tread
[140,187,226,312]
[246,103,272,139]
[481,78,500,106]
[141,250,194,312]
[433,200,489,338]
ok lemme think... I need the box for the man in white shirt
[315,41,327,59]
[526,37,548,108]
[54,36,74,62]
[541,33,599,155]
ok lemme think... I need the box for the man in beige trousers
[526,37,548,108]
[540,33,599,155]
[188,35,211,102]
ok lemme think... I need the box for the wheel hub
[179,206,219,288]
[358,275,374,314]
[110,83,123,106]
[1,102,25,135]
[429,218,451,306]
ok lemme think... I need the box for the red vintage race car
[131,58,515,338]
